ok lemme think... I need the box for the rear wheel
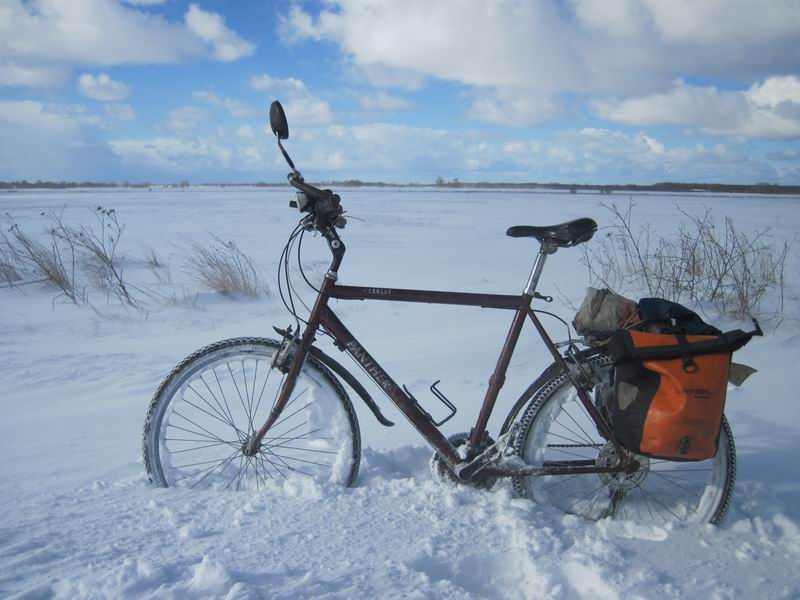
[511,354,736,524]
[143,338,361,490]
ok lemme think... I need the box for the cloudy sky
[1,0,799,184]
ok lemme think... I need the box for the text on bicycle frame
[345,341,396,394]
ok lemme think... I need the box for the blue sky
[1,0,798,184]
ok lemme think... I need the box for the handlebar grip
[289,174,327,200]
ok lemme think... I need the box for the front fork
[243,284,330,457]
[245,228,345,457]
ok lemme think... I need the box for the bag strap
[608,328,757,363]
[675,334,697,372]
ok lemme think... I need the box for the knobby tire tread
[142,337,361,488]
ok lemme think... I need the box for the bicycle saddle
[506,217,597,248]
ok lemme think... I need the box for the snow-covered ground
[1,187,799,599]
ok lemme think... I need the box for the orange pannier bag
[607,328,756,460]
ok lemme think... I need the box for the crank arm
[453,427,517,481]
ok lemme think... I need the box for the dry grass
[2,207,139,306]
[144,246,172,285]
[71,207,137,307]
[2,210,268,308]
[0,234,22,284]
[582,200,792,320]
[4,213,84,303]
[145,247,162,268]
[184,235,268,298]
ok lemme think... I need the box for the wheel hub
[596,442,649,492]
[241,434,259,457]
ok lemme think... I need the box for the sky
[0,0,799,185]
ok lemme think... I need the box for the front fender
[274,327,394,427]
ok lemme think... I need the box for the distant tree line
[429,180,800,195]
[2,179,798,195]
[0,180,150,190]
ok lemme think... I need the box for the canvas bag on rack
[573,287,638,335]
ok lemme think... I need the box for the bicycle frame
[247,230,627,480]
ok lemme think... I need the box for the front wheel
[511,354,736,525]
[143,337,361,490]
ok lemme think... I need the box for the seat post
[524,241,557,295]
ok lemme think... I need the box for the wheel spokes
[156,344,355,491]
[517,359,730,524]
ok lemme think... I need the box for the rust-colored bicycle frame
[248,231,627,480]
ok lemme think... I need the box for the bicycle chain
[546,443,604,448]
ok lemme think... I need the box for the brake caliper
[271,326,301,374]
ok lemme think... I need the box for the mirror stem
[276,136,297,172]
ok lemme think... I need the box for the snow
[1,187,799,598]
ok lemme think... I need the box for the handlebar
[287,171,346,233]
[288,172,327,199]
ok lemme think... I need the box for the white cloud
[78,73,131,101]
[281,98,335,126]
[110,129,269,175]
[303,122,782,183]
[594,77,800,138]
[184,4,255,62]
[192,91,259,118]
[89,116,796,183]
[104,103,136,120]
[123,0,166,5]
[0,62,69,88]
[0,1,254,89]
[166,106,212,135]
[282,2,573,90]
[250,73,334,126]
[359,92,413,112]
[0,1,201,66]
[0,100,122,180]
[493,127,777,183]
[111,137,231,171]
[633,0,800,45]
[468,88,559,127]
[249,74,307,95]
[348,64,426,92]
[236,125,256,139]
[747,76,800,107]
[284,0,800,126]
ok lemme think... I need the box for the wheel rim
[516,366,732,524]
[153,345,356,490]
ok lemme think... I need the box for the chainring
[430,432,497,490]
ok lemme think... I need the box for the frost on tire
[142,338,361,490]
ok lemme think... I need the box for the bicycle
[142,101,737,525]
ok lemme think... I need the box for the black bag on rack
[638,298,721,336]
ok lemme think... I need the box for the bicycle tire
[511,353,736,525]
[143,337,361,490]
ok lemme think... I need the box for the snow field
[1,188,799,598]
